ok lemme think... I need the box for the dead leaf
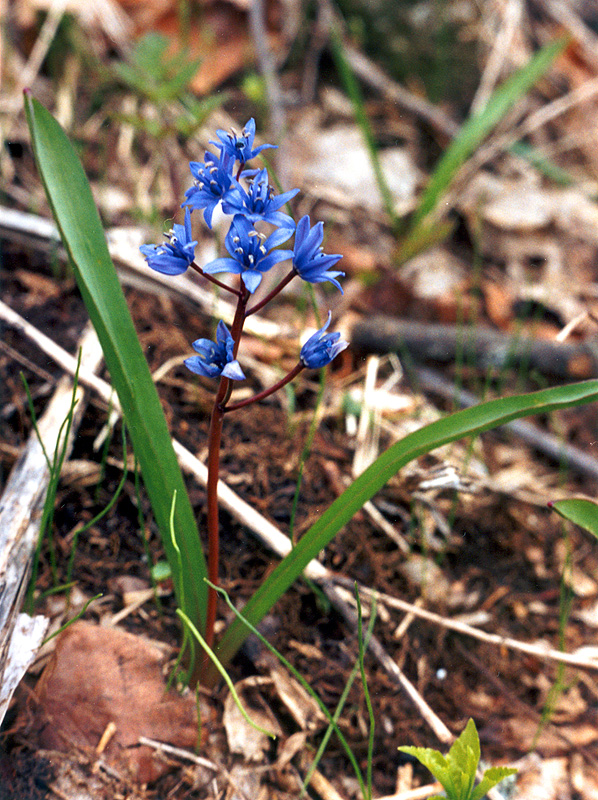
[223,677,282,762]
[27,621,205,783]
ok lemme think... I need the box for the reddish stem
[246,269,296,316]
[200,279,249,681]
[224,362,304,413]
[189,261,241,296]
[203,393,225,657]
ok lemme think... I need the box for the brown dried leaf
[28,621,204,783]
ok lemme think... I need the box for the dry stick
[0,205,287,342]
[4,299,598,679]
[351,316,598,382]
[0,320,105,725]
[545,0,598,71]
[4,304,597,787]
[444,72,598,216]
[301,0,334,102]
[138,737,252,800]
[415,365,598,486]
[470,0,524,115]
[248,0,285,143]
[138,736,220,773]
[318,0,459,140]
[330,576,598,672]
[1,0,68,115]
[340,39,460,139]
[351,316,598,485]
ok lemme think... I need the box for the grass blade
[24,93,208,634]
[549,497,598,539]
[329,26,398,232]
[411,37,567,227]
[209,378,598,679]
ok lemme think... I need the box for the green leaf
[471,767,518,800]
[25,94,208,633]
[446,719,479,799]
[208,377,598,682]
[549,497,598,539]
[398,746,452,788]
[400,722,515,800]
[412,37,567,226]
[112,33,201,103]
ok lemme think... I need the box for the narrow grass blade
[177,609,276,739]
[210,378,598,678]
[355,587,374,800]
[411,38,567,226]
[25,94,208,633]
[210,581,368,799]
[329,26,398,232]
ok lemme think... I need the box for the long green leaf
[208,378,598,682]
[25,94,208,632]
[549,497,598,539]
[412,37,567,226]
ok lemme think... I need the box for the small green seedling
[399,719,516,800]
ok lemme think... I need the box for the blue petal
[242,270,263,293]
[140,246,189,276]
[184,354,220,378]
[265,227,294,249]
[258,249,294,271]
[300,312,349,368]
[293,215,310,250]
[221,360,246,381]
[202,257,243,275]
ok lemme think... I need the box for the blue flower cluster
[141,118,348,381]
[185,320,245,381]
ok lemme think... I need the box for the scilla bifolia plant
[27,94,598,694]
[139,119,348,655]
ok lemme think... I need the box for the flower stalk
[140,118,348,683]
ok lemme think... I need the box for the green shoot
[210,580,370,799]
[41,593,103,646]
[167,490,194,689]
[177,608,276,740]
[66,422,129,591]
[23,352,81,602]
[355,587,375,800]
[399,718,516,800]
[409,38,567,227]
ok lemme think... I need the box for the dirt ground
[2,2,598,799]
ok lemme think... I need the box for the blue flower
[139,207,197,275]
[300,312,348,369]
[222,168,298,230]
[211,118,276,165]
[184,320,245,381]
[292,215,344,293]
[183,151,234,228]
[203,214,293,293]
